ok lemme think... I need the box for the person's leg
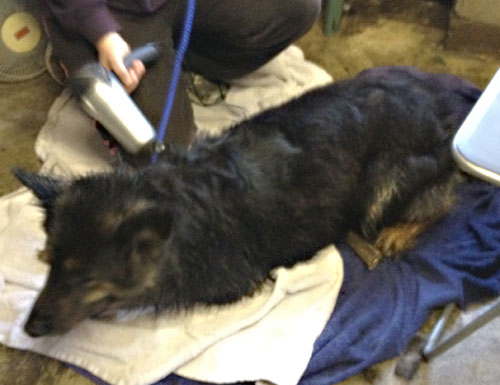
[43,18,95,76]
[184,0,321,81]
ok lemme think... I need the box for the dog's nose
[24,311,55,337]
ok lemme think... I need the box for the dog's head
[13,168,174,337]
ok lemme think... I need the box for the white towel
[0,46,340,385]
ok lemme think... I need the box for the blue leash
[151,0,196,164]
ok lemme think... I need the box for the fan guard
[0,0,47,82]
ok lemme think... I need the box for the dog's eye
[69,275,96,287]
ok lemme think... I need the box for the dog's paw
[374,222,425,258]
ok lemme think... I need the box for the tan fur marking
[364,177,401,233]
[82,281,117,304]
[130,229,162,289]
[38,248,52,264]
[402,172,463,222]
[82,287,111,304]
[100,199,152,231]
[142,268,159,290]
[375,222,429,257]
[82,270,158,305]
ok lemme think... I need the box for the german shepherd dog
[15,66,480,337]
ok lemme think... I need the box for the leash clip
[154,141,167,154]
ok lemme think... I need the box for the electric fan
[0,0,47,82]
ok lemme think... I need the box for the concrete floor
[1,0,500,384]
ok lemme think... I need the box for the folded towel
[0,46,340,385]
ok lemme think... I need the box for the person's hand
[96,32,146,93]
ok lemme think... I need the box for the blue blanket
[76,180,500,385]
[300,180,500,384]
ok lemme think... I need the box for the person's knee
[230,0,321,48]
[185,0,321,79]
[285,0,322,38]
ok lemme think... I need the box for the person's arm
[43,0,145,92]
[43,0,120,45]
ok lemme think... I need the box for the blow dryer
[69,43,161,154]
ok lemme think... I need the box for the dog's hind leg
[373,171,464,258]
[348,175,456,270]
[350,149,463,269]
[346,162,421,269]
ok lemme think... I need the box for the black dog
[15,66,481,337]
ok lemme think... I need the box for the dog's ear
[12,167,63,210]
[121,208,174,264]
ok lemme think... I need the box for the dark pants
[47,0,321,149]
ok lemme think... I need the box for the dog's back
[194,66,480,252]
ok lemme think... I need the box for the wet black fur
[14,66,481,336]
